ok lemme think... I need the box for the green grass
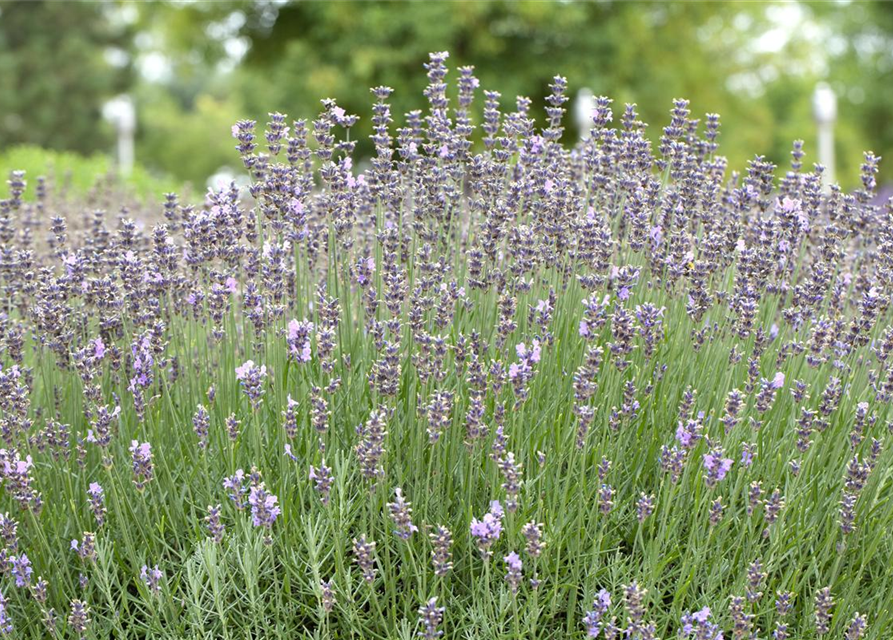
[0,145,182,203]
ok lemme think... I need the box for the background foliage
[1,1,892,190]
[0,145,181,202]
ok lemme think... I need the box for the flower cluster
[129,441,154,490]
[247,480,280,544]
[470,501,504,559]
[235,360,267,410]
[140,564,164,594]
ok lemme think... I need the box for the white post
[574,88,596,140]
[812,82,837,191]
[102,95,136,177]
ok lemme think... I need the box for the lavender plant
[0,50,890,639]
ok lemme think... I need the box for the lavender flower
[287,319,314,362]
[702,446,733,488]
[0,591,11,635]
[763,489,785,535]
[129,440,154,490]
[0,514,17,552]
[729,596,752,640]
[583,589,612,637]
[282,396,299,439]
[309,386,329,437]
[32,577,48,603]
[87,403,120,466]
[8,553,31,587]
[319,578,335,613]
[503,551,522,594]
[509,340,542,401]
[425,390,453,444]
[235,360,267,410]
[636,493,655,522]
[622,581,654,640]
[355,408,388,486]
[497,452,523,512]
[815,587,833,635]
[43,608,57,635]
[140,564,164,594]
[709,497,725,526]
[660,445,686,483]
[247,481,280,544]
[675,418,703,449]
[206,504,225,543]
[309,461,334,505]
[773,621,789,640]
[740,443,755,468]
[67,600,90,639]
[521,521,544,557]
[193,403,210,450]
[775,591,793,617]
[223,469,247,509]
[70,532,96,562]
[429,525,453,576]
[0,450,41,513]
[352,535,377,584]
[680,606,722,640]
[470,501,504,558]
[510,340,541,378]
[232,118,257,165]
[226,413,240,442]
[746,558,765,602]
[845,613,867,640]
[387,488,418,540]
[86,482,106,527]
[418,597,445,640]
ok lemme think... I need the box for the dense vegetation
[0,51,891,639]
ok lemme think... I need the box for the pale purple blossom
[248,483,280,544]
[583,589,612,637]
[503,551,523,594]
[287,319,314,363]
[680,606,722,640]
[703,447,733,487]
[9,554,31,587]
[470,501,504,558]
[235,360,267,409]
[309,461,334,505]
[387,488,419,540]
[129,440,154,489]
[140,564,164,594]
[223,470,247,509]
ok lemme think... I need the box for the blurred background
[1,0,892,197]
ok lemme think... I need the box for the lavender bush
[0,51,891,638]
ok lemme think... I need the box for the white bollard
[812,82,837,191]
[102,95,136,177]
[574,88,596,141]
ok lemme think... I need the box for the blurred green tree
[811,0,893,188]
[0,0,133,154]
